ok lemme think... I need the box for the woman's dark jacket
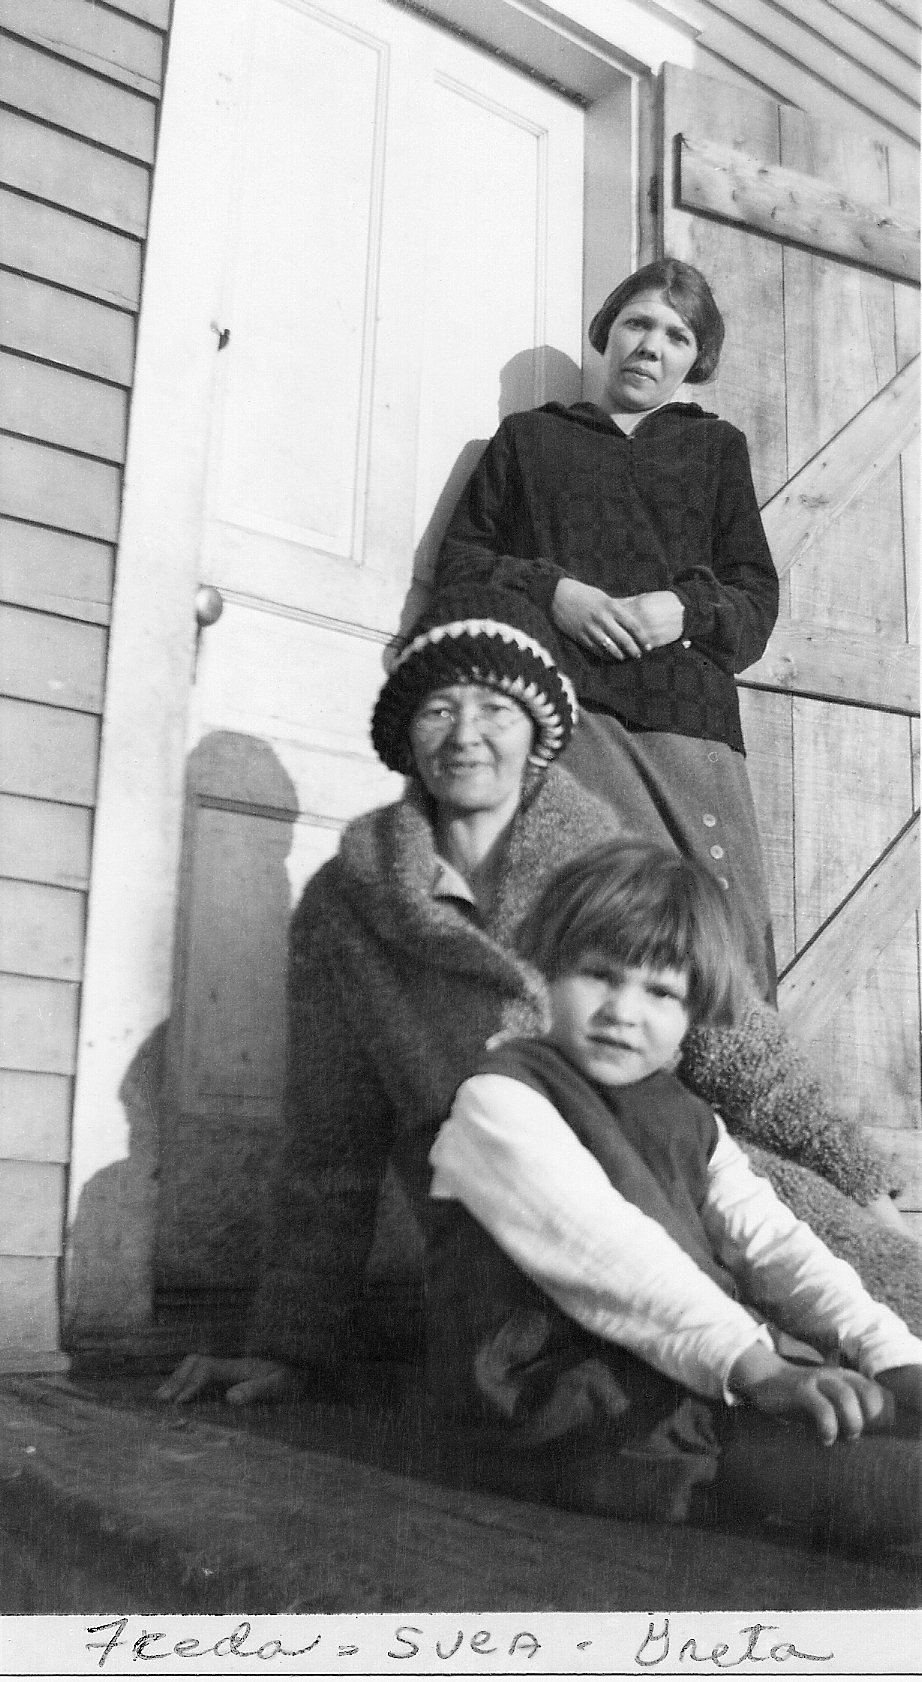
[434,402,779,752]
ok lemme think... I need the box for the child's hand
[729,1343,890,1445]
[876,1364,922,1418]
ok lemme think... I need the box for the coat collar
[333,764,621,983]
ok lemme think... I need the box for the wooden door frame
[64,0,678,1346]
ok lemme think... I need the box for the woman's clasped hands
[552,577,685,660]
[156,1354,294,1407]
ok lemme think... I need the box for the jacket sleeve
[670,426,779,672]
[434,420,566,613]
[245,892,395,1368]
[680,999,890,1205]
[703,1120,922,1375]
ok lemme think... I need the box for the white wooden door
[154,0,585,1300]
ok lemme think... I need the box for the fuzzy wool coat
[246,767,922,1367]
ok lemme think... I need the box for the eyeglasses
[410,696,526,738]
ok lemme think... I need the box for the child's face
[547,951,690,1087]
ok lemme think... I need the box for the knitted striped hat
[371,588,579,773]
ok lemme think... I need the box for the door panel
[209,2,387,561]
[156,0,585,1296]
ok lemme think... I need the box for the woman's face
[409,683,535,818]
[601,288,698,413]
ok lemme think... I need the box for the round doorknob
[194,585,224,628]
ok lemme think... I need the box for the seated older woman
[159,588,920,1406]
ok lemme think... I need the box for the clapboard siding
[0,353,128,462]
[0,0,163,97]
[0,975,80,1074]
[0,1162,67,1255]
[0,796,92,891]
[0,191,141,311]
[0,0,168,1366]
[687,0,920,145]
[824,0,920,63]
[0,110,149,233]
[0,698,101,807]
[0,604,108,714]
[0,1259,61,1352]
[0,33,158,162]
[0,881,85,984]
[0,1071,72,1162]
[109,1,172,29]
[0,272,136,382]
[756,0,919,102]
[0,519,113,625]
[0,437,122,542]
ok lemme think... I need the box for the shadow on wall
[65,732,298,1352]
[394,344,582,646]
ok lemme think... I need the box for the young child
[426,841,922,1556]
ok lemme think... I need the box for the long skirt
[561,709,776,1002]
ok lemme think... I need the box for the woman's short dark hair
[515,840,749,1028]
[588,259,725,384]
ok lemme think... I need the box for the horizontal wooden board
[0,1161,65,1255]
[0,973,79,1073]
[0,795,91,889]
[0,33,157,162]
[105,0,172,28]
[772,0,920,102]
[0,696,99,805]
[0,1069,71,1161]
[688,0,920,144]
[0,1257,60,1351]
[739,621,919,714]
[109,0,171,28]
[0,271,135,384]
[0,437,121,543]
[0,0,163,97]
[0,190,141,312]
[678,134,920,283]
[885,0,922,26]
[720,0,922,115]
[822,0,920,63]
[760,357,921,578]
[0,879,84,982]
[0,351,128,462]
[0,109,149,237]
[0,517,113,624]
[779,814,920,1039]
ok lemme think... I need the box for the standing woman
[435,259,779,999]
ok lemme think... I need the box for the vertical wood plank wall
[0,0,171,1368]
[660,63,921,1235]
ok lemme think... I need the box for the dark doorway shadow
[65,731,298,1361]
[391,344,582,653]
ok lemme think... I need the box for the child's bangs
[518,841,748,1028]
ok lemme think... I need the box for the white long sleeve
[429,1074,771,1401]
[429,1075,922,1403]
[702,1120,922,1378]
